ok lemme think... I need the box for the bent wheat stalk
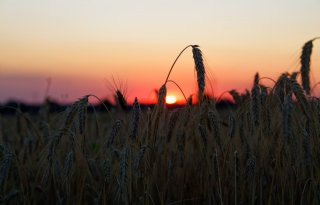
[300,37,320,95]
[161,44,206,104]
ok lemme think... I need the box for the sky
[0,0,320,104]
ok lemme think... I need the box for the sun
[165,95,177,104]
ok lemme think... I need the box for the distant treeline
[0,98,235,115]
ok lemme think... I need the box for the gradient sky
[1,0,320,104]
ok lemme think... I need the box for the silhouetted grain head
[192,45,206,102]
[0,145,12,187]
[198,124,208,149]
[229,89,241,105]
[300,39,314,95]
[61,100,81,135]
[157,84,167,107]
[208,109,221,146]
[115,90,128,111]
[302,128,311,168]
[244,155,256,179]
[253,72,260,85]
[78,96,88,135]
[103,159,110,184]
[274,73,289,102]
[260,85,268,105]
[129,97,140,140]
[119,146,128,196]
[105,119,122,150]
[282,93,293,142]
[134,145,147,170]
[290,71,299,80]
[63,151,74,179]
[289,78,311,119]
[228,113,236,139]
[187,95,193,105]
[251,73,261,126]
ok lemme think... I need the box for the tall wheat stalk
[300,38,319,95]
[192,45,206,102]
[251,73,260,127]
[161,44,206,105]
[129,97,140,139]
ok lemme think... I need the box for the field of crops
[0,40,320,204]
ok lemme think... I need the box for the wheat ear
[251,73,261,127]
[105,120,122,149]
[119,146,128,201]
[157,84,167,107]
[289,78,311,119]
[192,45,206,102]
[63,150,74,179]
[0,145,12,187]
[282,93,293,142]
[229,89,241,105]
[78,96,88,135]
[300,39,314,95]
[134,145,147,170]
[129,97,140,139]
[208,109,221,149]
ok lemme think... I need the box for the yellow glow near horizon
[166,95,177,104]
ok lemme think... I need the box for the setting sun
[165,95,177,104]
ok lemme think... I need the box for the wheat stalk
[302,128,311,169]
[164,45,193,84]
[282,93,293,142]
[228,113,236,139]
[40,121,50,145]
[300,39,315,95]
[274,73,289,102]
[115,90,128,111]
[192,45,206,102]
[244,155,256,179]
[260,85,268,105]
[167,151,174,178]
[103,159,111,184]
[0,189,19,204]
[290,72,299,80]
[289,78,311,120]
[63,150,74,179]
[157,84,167,107]
[61,98,81,135]
[214,150,223,205]
[229,90,241,105]
[198,124,208,150]
[78,96,88,135]
[251,73,260,127]
[208,109,221,148]
[234,150,238,205]
[88,159,99,180]
[0,146,12,188]
[161,44,205,104]
[176,131,185,168]
[47,96,87,162]
[167,109,180,143]
[134,145,147,170]
[119,146,128,201]
[129,97,140,139]
[105,120,122,149]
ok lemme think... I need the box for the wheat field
[0,40,320,205]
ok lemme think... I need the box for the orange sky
[0,1,320,104]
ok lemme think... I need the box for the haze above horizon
[1,0,320,104]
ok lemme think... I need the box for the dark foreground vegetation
[0,40,320,204]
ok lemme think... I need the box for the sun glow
[165,95,177,104]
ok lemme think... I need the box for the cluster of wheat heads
[0,40,320,204]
